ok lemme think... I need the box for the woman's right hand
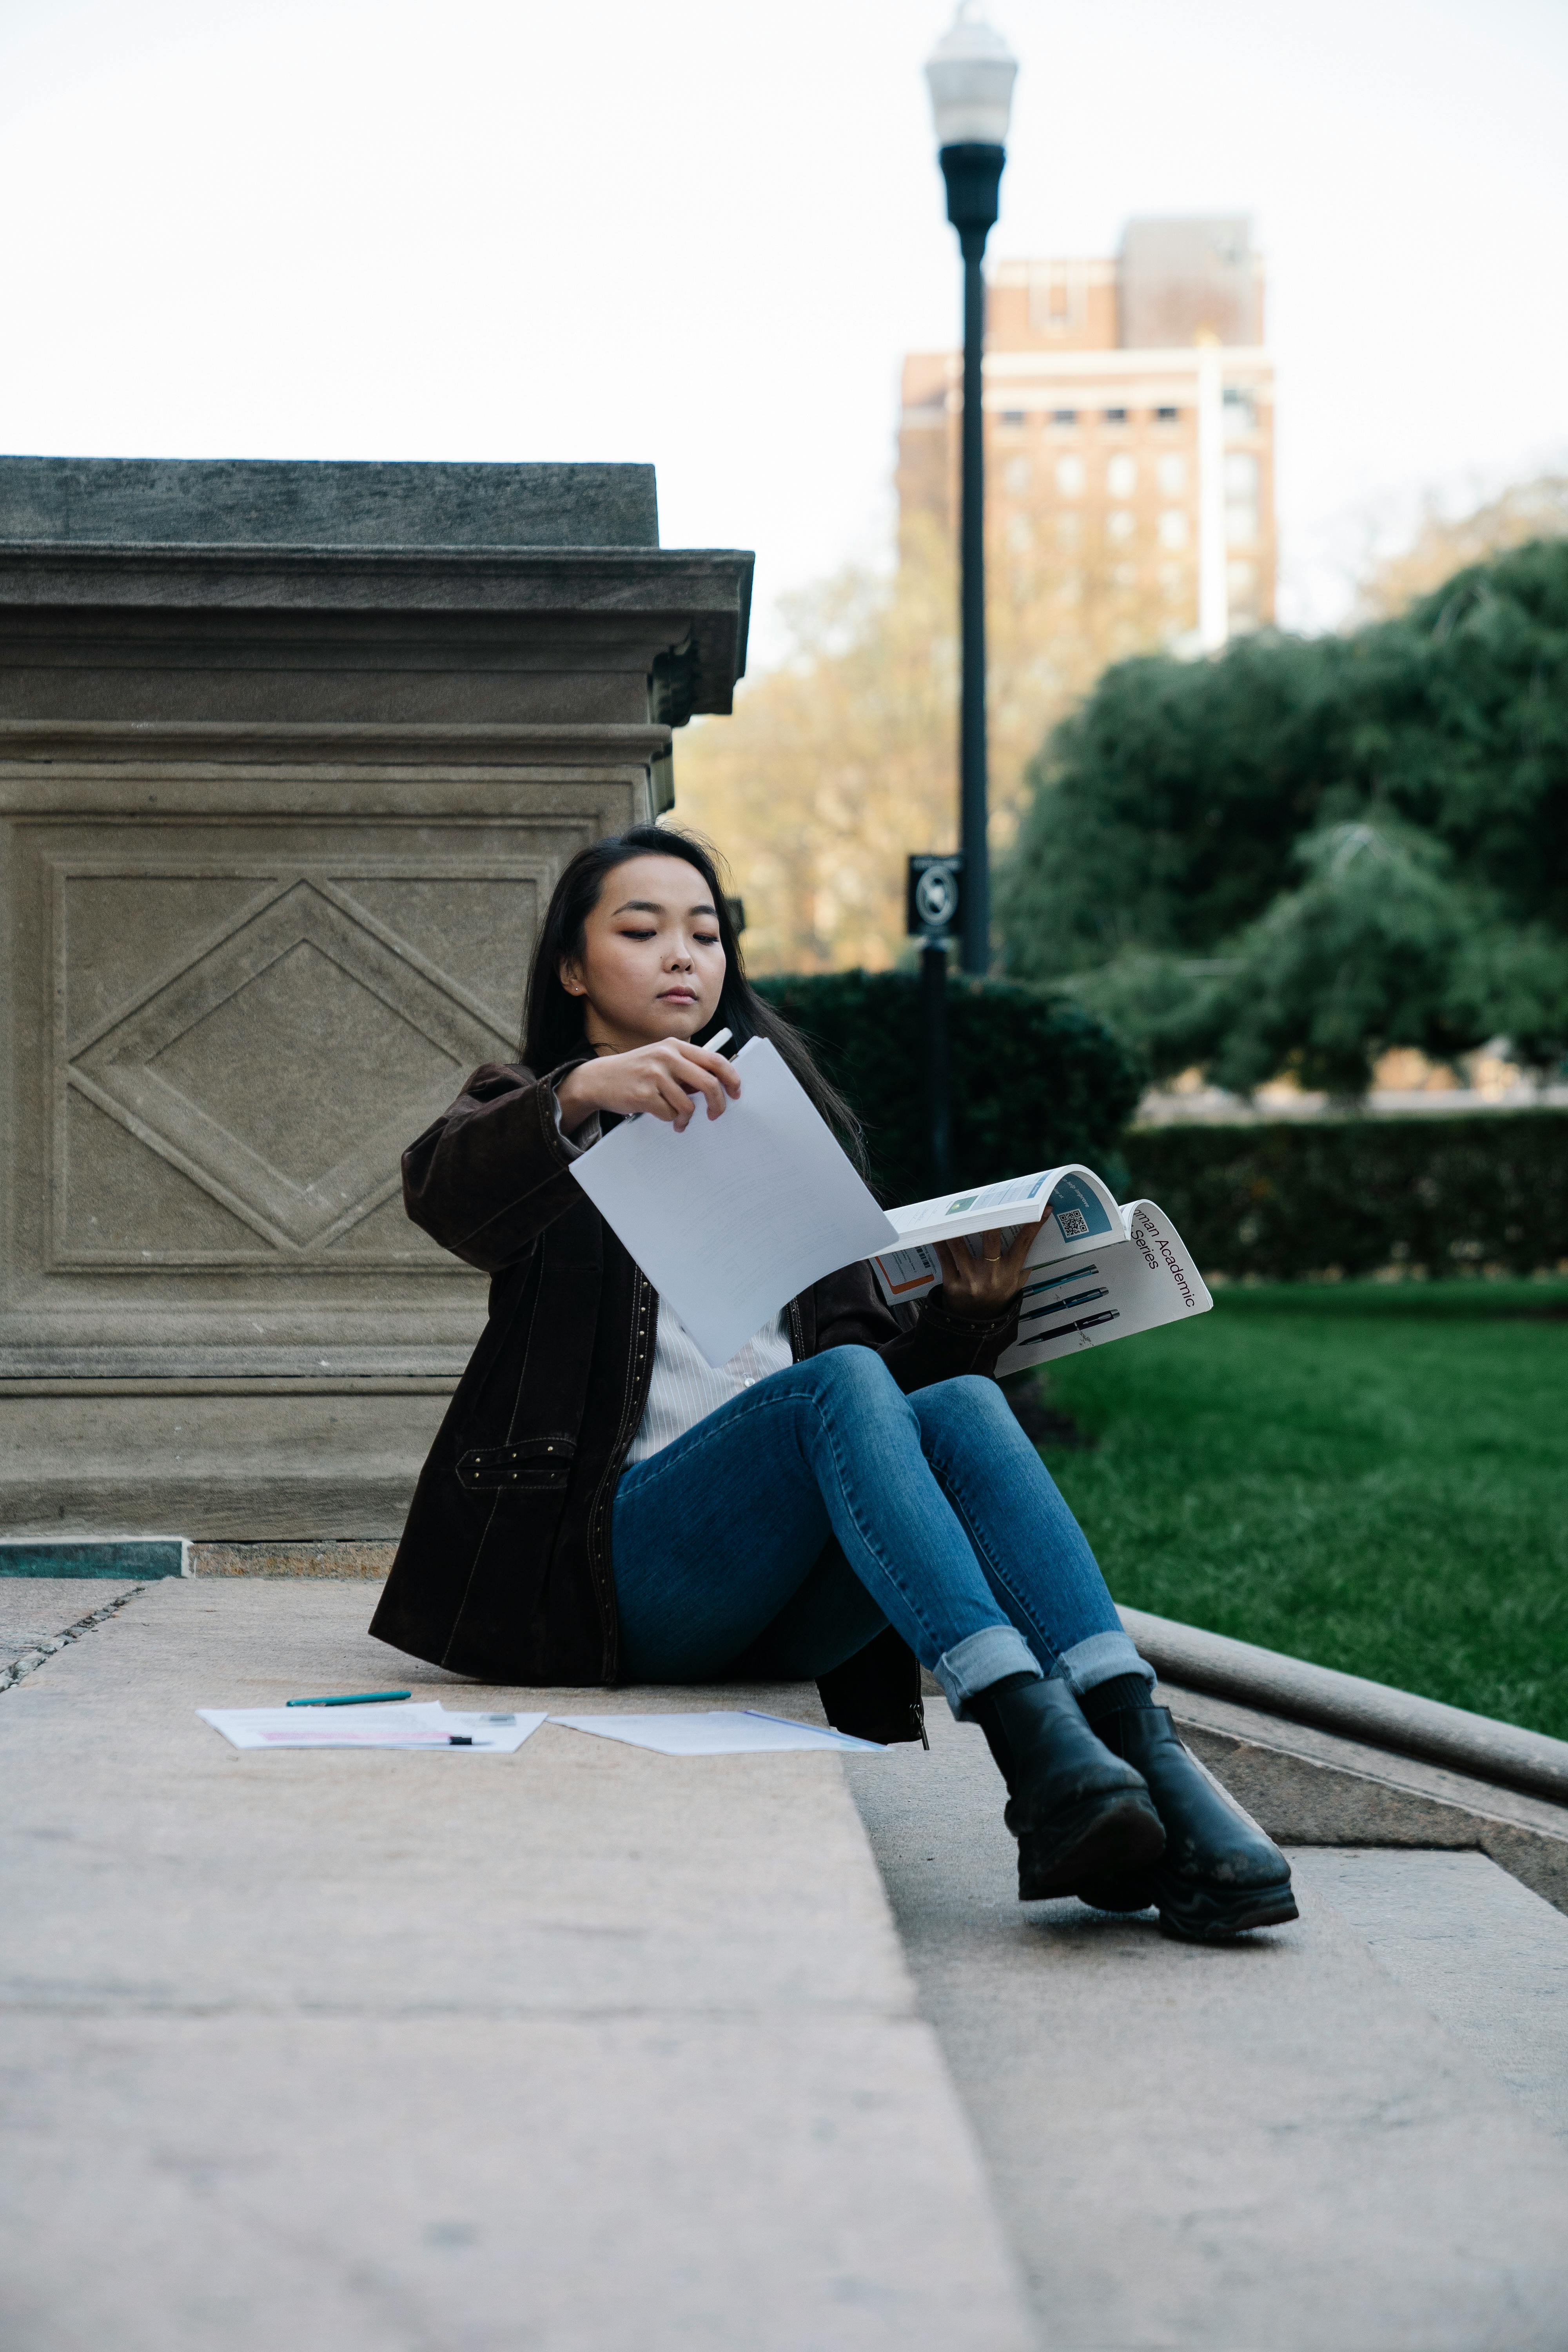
[554,1040,741,1135]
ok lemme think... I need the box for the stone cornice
[0,719,673,766]
[0,543,754,713]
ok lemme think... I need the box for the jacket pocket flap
[457,1436,576,1491]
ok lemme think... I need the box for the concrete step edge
[1120,1602,1568,1808]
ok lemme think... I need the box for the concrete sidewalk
[0,1577,1029,2352]
[5,1575,1568,2351]
[847,1709,1568,2350]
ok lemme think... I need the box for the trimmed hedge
[1123,1111,1568,1282]
[751,969,1140,1207]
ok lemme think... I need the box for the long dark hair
[522,825,867,1172]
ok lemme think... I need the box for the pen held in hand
[623,1029,734,1127]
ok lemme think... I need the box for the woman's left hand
[934,1218,1043,1321]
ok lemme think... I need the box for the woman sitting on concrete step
[370,827,1294,1944]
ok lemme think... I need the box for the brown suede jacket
[369,1060,1020,1733]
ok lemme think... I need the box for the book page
[886,1163,1120,1254]
[994,1200,1212,1375]
[871,1165,1121,1304]
[568,1037,897,1369]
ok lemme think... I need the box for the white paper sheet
[549,1709,886,1755]
[198,1703,549,1752]
[567,1036,897,1369]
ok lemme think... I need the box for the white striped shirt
[627,1301,795,1463]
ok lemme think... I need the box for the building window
[1050,408,1079,428]
[1107,454,1137,499]
[1029,263,1085,336]
[1054,512,1082,550]
[1006,515,1034,554]
[1001,409,1027,428]
[1107,509,1136,544]
[1004,457,1033,495]
[1223,389,1256,437]
[1054,456,1085,497]
[1103,407,1128,425]
[1156,454,1187,496]
[1155,405,1180,424]
[1224,451,1259,546]
[1158,510,1189,550]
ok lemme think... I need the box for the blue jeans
[612,1348,1151,1719]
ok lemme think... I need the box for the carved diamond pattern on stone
[149,942,457,1188]
[70,880,512,1252]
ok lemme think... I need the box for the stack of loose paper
[550,1710,884,1755]
[198,1702,547,1751]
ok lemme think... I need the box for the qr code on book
[1056,1208,1089,1239]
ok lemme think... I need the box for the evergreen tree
[997,538,1568,1093]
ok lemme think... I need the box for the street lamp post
[926,7,1017,977]
[907,854,964,1187]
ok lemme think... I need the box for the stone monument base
[0,1380,454,1540]
[0,457,751,1541]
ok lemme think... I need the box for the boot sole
[1016,1789,1165,1903]
[1076,1874,1158,1915]
[1156,1877,1299,1942]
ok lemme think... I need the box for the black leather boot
[1079,1706,1298,1940]
[970,1676,1165,1902]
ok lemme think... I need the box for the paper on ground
[198,1702,549,1751]
[567,1036,897,1369]
[549,1709,886,1755]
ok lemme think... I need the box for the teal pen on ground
[285,1690,413,1708]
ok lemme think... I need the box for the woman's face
[560,854,728,1053]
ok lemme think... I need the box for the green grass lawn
[1027,1282,1568,1741]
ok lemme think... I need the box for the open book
[570,1038,1209,1371]
[867,1163,1211,1375]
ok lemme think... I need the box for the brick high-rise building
[898,216,1276,646]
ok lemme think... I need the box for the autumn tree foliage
[674,514,1172,975]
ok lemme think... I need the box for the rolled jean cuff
[1049,1630,1156,1698]
[935,1625,1043,1722]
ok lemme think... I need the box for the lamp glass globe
[924,5,1018,148]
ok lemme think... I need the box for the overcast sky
[2,0,1565,658]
